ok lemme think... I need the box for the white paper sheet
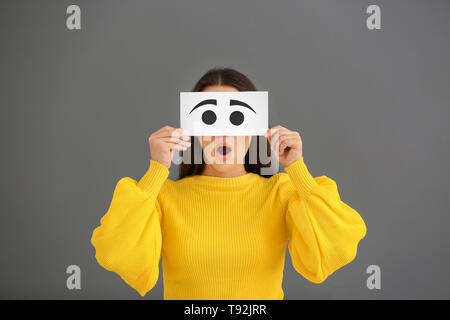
[180,91,268,136]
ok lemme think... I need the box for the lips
[216,145,232,156]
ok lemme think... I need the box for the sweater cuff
[284,157,318,200]
[137,160,170,194]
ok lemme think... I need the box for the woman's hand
[265,125,303,167]
[148,126,191,169]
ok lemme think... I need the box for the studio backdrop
[1,0,449,299]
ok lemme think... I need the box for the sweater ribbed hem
[137,160,169,194]
[284,157,318,200]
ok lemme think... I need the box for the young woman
[91,68,367,300]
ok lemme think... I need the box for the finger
[268,133,288,149]
[163,142,189,151]
[264,129,271,143]
[268,125,286,131]
[267,127,291,139]
[161,137,191,147]
[170,128,191,141]
[158,125,176,134]
[161,135,191,144]
[279,138,299,153]
[158,127,190,141]
[267,126,298,137]
[277,132,299,142]
[275,132,301,150]
[265,128,280,144]
[152,126,174,138]
[270,130,281,154]
[268,125,287,137]
[278,132,300,146]
[278,135,301,150]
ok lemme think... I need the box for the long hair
[178,67,272,179]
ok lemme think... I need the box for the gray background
[1,0,449,299]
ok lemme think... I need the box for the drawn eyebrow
[230,99,256,113]
[189,99,217,114]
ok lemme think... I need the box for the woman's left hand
[265,125,303,167]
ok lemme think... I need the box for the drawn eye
[229,111,244,126]
[202,110,216,125]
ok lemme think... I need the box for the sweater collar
[186,172,261,188]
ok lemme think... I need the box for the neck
[201,164,247,178]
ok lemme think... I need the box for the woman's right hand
[148,126,191,169]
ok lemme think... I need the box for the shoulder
[158,174,195,196]
[248,172,298,203]
[266,171,295,190]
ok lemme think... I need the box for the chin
[211,163,237,172]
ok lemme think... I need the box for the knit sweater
[91,157,366,299]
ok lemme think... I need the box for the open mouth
[216,145,232,156]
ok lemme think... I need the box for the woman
[91,68,367,299]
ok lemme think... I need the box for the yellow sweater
[91,157,366,299]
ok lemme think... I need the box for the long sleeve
[280,157,367,283]
[91,160,169,296]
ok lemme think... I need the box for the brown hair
[178,67,272,179]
